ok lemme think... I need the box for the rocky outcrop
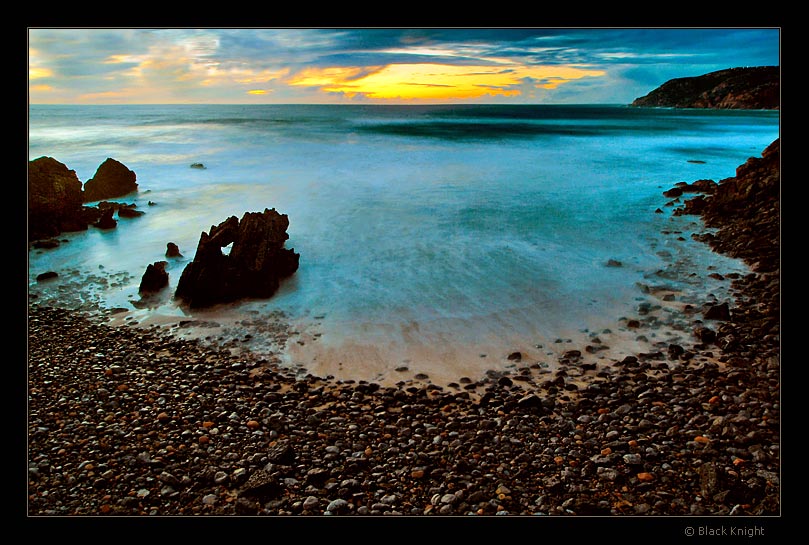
[670,139,780,273]
[139,261,169,294]
[83,158,138,202]
[28,156,86,240]
[174,208,300,308]
[664,138,779,368]
[631,66,779,110]
[29,157,145,241]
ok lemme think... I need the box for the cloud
[287,62,606,101]
[27,28,780,104]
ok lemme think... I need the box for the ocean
[27,104,780,386]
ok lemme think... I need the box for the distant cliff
[631,66,779,110]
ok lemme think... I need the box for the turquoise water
[28,104,780,383]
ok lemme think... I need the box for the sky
[27,28,781,105]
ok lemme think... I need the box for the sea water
[27,104,780,385]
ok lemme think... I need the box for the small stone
[326,499,348,514]
[637,472,655,482]
[623,453,642,465]
[202,494,217,505]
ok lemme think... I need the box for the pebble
[27,184,780,517]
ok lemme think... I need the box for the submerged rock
[175,208,300,308]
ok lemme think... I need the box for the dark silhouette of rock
[674,139,780,273]
[83,158,138,202]
[93,208,117,230]
[29,157,145,242]
[139,261,169,294]
[704,302,731,321]
[174,208,300,308]
[31,239,61,249]
[116,204,145,218]
[166,242,182,257]
[631,66,779,110]
[28,156,86,240]
[190,163,206,169]
[35,271,59,281]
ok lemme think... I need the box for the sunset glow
[289,63,607,101]
[27,28,780,104]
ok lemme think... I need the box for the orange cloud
[288,63,606,101]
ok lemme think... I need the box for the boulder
[28,156,85,240]
[704,302,731,321]
[35,271,59,281]
[166,242,182,258]
[83,158,138,202]
[174,208,300,308]
[139,261,169,294]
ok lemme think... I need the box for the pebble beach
[27,144,780,524]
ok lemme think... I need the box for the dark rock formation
[29,157,147,242]
[665,138,779,364]
[631,66,779,110]
[31,239,61,249]
[174,208,300,308]
[83,158,138,202]
[93,208,117,230]
[35,271,58,281]
[671,139,780,273]
[139,261,169,294]
[166,242,182,258]
[28,156,86,240]
[116,204,145,218]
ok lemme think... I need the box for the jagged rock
[28,156,86,240]
[83,158,138,202]
[139,261,169,294]
[684,139,780,273]
[174,208,300,308]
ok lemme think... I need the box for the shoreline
[27,143,780,517]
